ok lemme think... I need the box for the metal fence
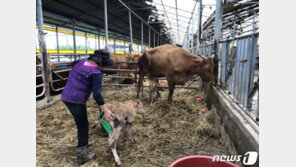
[195,34,259,122]
[36,0,173,101]
[183,1,259,123]
[219,35,258,108]
[36,55,202,97]
[36,54,45,98]
[36,54,88,98]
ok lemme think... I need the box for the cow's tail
[137,71,144,99]
[136,52,148,98]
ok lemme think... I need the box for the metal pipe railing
[104,0,109,49]
[189,0,260,123]
[36,84,46,98]
[129,10,133,51]
[36,0,50,101]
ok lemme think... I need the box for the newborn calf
[99,100,144,166]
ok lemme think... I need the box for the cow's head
[193,55,216,85]
[127,52,141,62]
[127,54,134,61]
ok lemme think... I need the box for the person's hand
[103,109,114,121]
[100,104,114,121]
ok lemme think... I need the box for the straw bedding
[37,86,229,167]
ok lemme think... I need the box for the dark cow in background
[137,44,215,102]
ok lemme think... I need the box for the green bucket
[98,110,112,135]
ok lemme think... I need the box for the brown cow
[109,53,130,69]
[126,52,141,69]
[137,44,215,102]
[104,53,140,84]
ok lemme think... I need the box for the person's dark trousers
[63,101,89,147]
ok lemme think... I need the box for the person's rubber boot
[76,146,95,165]
[87,140,95,147]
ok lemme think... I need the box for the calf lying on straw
[98,100,144,167]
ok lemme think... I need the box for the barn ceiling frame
[39,0,173,48]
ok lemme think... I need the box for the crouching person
[61,49,114,165]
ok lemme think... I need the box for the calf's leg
[109,126,124,167]
[149,79,156,105]
[126,123,135,143]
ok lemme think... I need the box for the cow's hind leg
[168,81,176,102]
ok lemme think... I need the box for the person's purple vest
[61,58,101,104]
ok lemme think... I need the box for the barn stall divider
[36,53,203,100]
[195,33,259,123]
[36,53,45,98]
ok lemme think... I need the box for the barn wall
[207,86,259,167]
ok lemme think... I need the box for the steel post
[196,0,203,53]
[36,0,50,102]
[114,33,116,53]
[72,21,77,54]
[153,32,155,47]
[148,28,151,48]
[129,11,133,52]
[187,29,190,50]
[104,0,108,49]
[85,32,88,54]
[175,0,180,43]
[55,25,59,55]
[124,37,126,54]
[191,13,194,52]
[141,21,143,52]
[95,35,97,50]
[157,35,159,46]
[98,29,101,49]
[214,0,223,82]
[214,0,222,53]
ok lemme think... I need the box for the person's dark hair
[88,49,113,66]
[71,60,79,67]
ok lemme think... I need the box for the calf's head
[193,55,216,85]
[135,100,144,114]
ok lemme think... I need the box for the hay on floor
[37,86,229,167]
